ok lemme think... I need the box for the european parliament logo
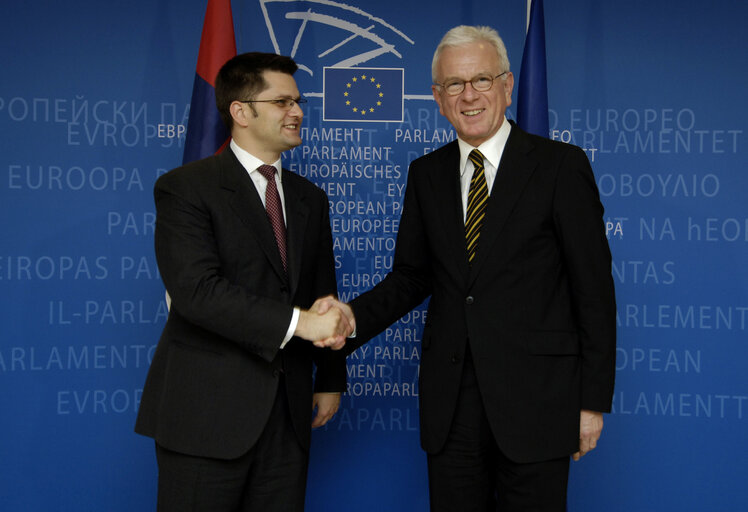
[323,67,404,122]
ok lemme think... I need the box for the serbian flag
[182,0,237,164]
[516,0,549,138]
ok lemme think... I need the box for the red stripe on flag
[195,0,237,86]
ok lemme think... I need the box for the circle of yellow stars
[344,74,384,116]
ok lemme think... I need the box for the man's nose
[461,82,480,100]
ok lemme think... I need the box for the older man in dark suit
[319,25,616,511]
[135,52,351,512]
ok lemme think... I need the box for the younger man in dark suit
[135,52,351,512]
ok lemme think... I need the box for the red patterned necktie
[465,149,487,263]
[257,165,287,271]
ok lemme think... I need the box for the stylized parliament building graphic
[257,0,422,122]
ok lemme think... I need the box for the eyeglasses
[238,97,308,110]
[435,72,508,96]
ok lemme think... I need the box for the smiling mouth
[283,124,299,130]
[462,109,484,117]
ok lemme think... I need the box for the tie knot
[257,165,277,181]
[468,149,485,169]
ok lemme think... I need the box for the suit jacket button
[465,296,474,305]
[273,370,280,378]
[451,355,460,364]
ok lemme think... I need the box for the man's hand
[295,305,351,349]
[312,296,356,341]
[573,409,604,461]
[311,392,341,428]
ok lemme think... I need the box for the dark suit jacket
[349,123,616,464]
[135,148,346,460]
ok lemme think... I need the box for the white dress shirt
[230,140,298,348]
[457,117,512,221]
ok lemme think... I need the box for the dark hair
[215,52,298,129]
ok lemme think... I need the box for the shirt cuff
[280,307,300,349]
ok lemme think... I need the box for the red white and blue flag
[182,0,237,164]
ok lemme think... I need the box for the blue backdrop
[1,1,746,510]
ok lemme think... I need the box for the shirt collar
[457,117,511,176]
[230,139,282,181]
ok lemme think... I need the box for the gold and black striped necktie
[465,149,487,263]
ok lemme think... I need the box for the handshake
[295,296,355,350]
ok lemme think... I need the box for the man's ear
[503,72,515,107]
[230,101,252,128]
[432,85,445,116]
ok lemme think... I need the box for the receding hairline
[431,25,510,82]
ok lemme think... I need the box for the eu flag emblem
[323,67,404,122]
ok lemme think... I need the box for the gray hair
[431,25,510,82]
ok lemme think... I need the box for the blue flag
[323,67,404,122]
[516,0,549,138]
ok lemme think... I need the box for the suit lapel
[282,173,309,298]
[219,149,288,284]
[430,142,471,284]
[468,125,537,287]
